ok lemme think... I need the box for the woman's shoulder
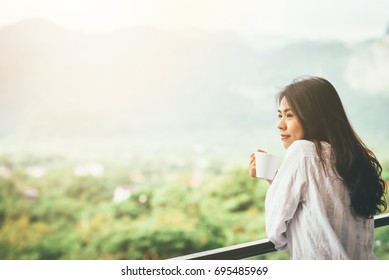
[286,140,314,155]
[286,140,330,158]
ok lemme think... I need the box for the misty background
[0,17,389,166]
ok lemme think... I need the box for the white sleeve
[265,143,307,250]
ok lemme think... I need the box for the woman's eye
[286,114,293,118]
[278,114,282,119]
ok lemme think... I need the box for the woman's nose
[277,118,286,130]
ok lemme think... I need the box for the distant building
[113,186,131,203]
[26,166,46,177]
[0,166,11,178]
[74,163,104,177]
[113,184,139,203]
[21,187,39,203]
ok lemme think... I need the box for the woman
[249,76,387,259]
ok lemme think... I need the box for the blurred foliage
[0,155,388,260]
[374,225,389,259]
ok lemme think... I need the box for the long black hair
[277,76,387,218]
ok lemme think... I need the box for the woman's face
[277,97,304,149]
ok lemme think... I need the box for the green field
[0,154,388,260]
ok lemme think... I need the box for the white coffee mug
[254,152,281,180]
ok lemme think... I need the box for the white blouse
[265,140,376,259]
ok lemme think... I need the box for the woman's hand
[249,149,273,185]
[249,149,266,177]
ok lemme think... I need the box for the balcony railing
[170,212,389,260]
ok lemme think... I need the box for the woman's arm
[265,143,306,250]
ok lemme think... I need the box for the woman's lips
[281,134,290,140]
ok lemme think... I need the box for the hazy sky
[0,0,388,42]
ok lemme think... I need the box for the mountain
[344,36,389,94]
[0,18,388,162]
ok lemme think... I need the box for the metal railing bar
[169,239,275,260]
[374,212,389,228]
[170,213,389,260]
